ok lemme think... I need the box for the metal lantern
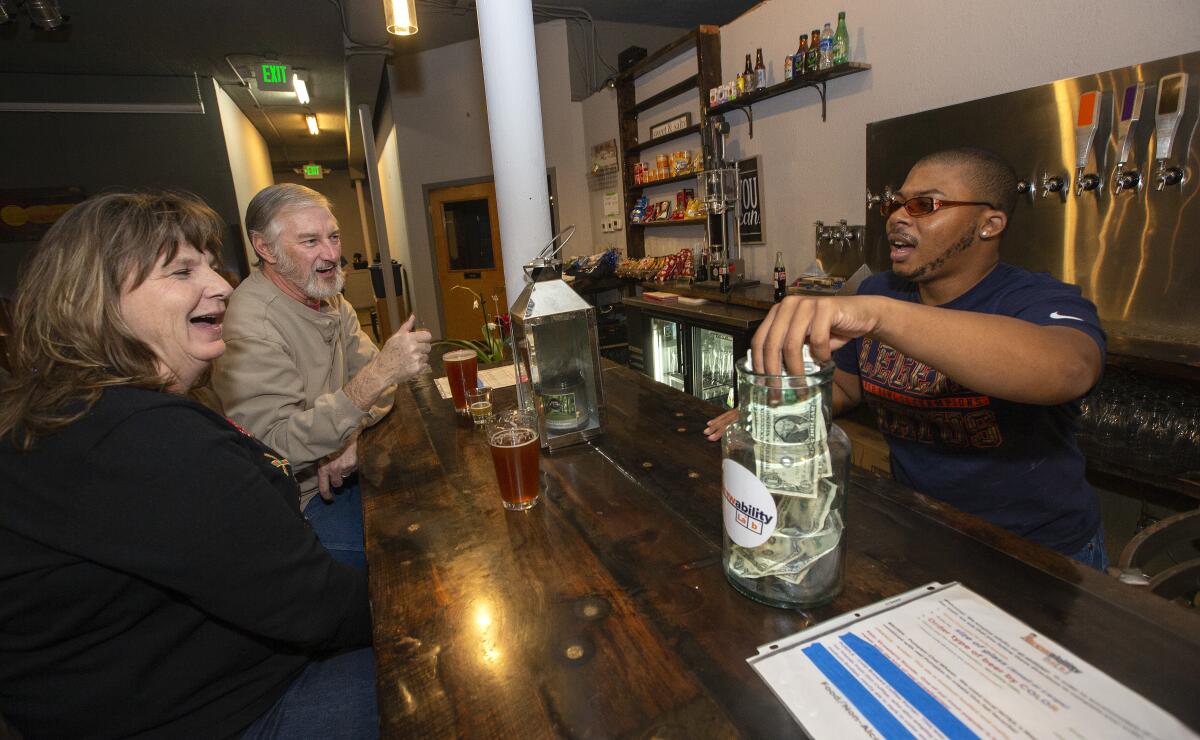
[509,227,605,450]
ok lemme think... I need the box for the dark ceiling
[0,0,758,169]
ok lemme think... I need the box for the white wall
[638,0,1200,281]
[381,20,596,338]
[214,82,274,270]
[581,86,623,254]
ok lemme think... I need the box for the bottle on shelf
[793,34,808,79]
[833,11,850,65]
[695,242,709,282]
[806,28,821,74]
[773,251,787,302]
[754,48,766,89]
[784,51,794,81]
[742,53,754,93]
[718,259,730,293]
[819,22,834,70]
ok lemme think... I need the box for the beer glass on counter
[443,349,478,414]
[466,387,493,428]
[487,409,541,510]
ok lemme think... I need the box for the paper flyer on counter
[748,582,1195,739]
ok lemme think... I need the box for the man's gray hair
[245,183,332,264]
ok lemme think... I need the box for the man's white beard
[277,247,345,299]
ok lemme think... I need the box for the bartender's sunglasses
[882,196,995,218]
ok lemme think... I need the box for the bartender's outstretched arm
[752,293,1102,406]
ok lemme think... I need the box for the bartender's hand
[753,295,884,374]
[317,436,358,501]
[704,409,738,442]
[345,315,432,411]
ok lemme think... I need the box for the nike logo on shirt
[1049,311,1084,321]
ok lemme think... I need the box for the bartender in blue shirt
[706,147,1108,570]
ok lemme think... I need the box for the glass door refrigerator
[623,296,765,408]
[691,326,736,409]
[647,315,687,393]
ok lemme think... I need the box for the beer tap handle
[1039,173,1065,199]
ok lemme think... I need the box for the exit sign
[302,163,324,180]
[257,62,290,92]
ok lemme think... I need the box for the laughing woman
[0,193,377,739]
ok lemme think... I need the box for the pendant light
[383,0,417,36]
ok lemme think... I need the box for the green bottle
[833,11,850,65]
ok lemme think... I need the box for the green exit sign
[257,63,290,92]
[302,163,324,180]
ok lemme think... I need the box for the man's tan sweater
[212,270,392,508]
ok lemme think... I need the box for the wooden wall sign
[737,157,764,244]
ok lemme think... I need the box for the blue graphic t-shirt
[832,263,1106,554]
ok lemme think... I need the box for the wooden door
[429,182,507,341]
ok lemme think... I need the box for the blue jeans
[241,648,379,740]
[1069,524,1109,571]
[304,477,367,571]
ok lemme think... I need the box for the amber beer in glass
[443,349,478,414]
[487,410,541,510]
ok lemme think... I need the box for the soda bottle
[773,251,787,302]
[819,22,833,70]
[754,48,766,89]
[696,248,709,282]
[718,260,730,293]
[742,53,755,92]
[784,52,794,81]
[793,34,808,78]
[833,11,850,65]
[806,28,821,73]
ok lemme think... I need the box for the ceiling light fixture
[305,113,319,136]
[26,0,65,30]
[383,0,418,35]
[293,75,310,106]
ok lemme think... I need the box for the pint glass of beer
[443,349,478,414]
[487,409,541,510]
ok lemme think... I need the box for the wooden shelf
[624,124,702,156]
[630,171,702,190]
[617,26,721,259]
[631,75,700,115]
[708,62,871,131]
[637,218,706,228]
[617,26,718,82]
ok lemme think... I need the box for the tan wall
[213,82,274,272]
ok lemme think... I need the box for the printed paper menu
[748,582,1195,739]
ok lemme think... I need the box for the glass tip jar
[721,349,851,609]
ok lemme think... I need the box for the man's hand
[377,314,433,384]
[317,436,358,501]
[704,408,738,442]
[345,315,432,411]
[752,295,885,374]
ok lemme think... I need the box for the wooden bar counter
[359,362,1200,738]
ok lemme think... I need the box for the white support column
[476,0,553,310]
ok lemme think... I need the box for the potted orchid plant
[435,285,510,363]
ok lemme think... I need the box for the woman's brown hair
[0,191,224,450]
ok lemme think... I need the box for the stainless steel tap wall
[865,51,1200,363]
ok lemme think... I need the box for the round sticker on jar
[722,458,777,548]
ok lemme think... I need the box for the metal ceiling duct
[26,0,65,30]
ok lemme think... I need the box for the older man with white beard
[213,184,431,569]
